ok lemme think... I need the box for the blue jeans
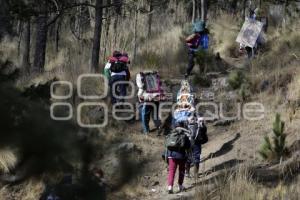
[139,102,161,134]
[110,75,126,105]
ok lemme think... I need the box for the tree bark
[21,19,31,70]
[147,0,153,38]
[33,15,48,71]
[133,5,139,61]
[243,0,247,20]
[103,0,111,62]
[55,18,62,53]
[88,0,95,28]
[192,0,196,23]
[91,0,103,72]
[201,0,207,22]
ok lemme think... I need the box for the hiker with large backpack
[165,121,191,194]
[185,116,208,181]
[104,51,130,105]
[136,71,165,135]
[185,20,209,78]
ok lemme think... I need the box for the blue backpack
[201,34,209,50]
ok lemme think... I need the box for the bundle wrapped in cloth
[136,71,166,102]
[173,80,196,123]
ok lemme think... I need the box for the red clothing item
[167,158,186,187]
[185,33,201,49]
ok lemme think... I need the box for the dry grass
[287,71,300,103]
[209,13,241,57]
[0,36,18,65]
[0,179,44,200]
[196,164,300,200]
[0,148,18,173]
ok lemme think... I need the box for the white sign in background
[236,18,263,48]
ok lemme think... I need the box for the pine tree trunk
[33,15,48,71]
[192,0,196,23]
[133,5,138,61]
[243,0,247,20]
[147,0,153,38]
[21,19,31,70]
[91,0,103,72]
[17,21,23,57]
[113,15,118,50]
[197,0,201,20]
[88,0,95,28]
[103,0,111,62]
[55,19,62,53]
[201,0,207,22]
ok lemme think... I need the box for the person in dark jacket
[166,122,191,194]
[104,51,130,105]
[185,117,207,182]
[185,20,209,78]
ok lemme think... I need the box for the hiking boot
[167,186,173,194]
[178,185,186,192]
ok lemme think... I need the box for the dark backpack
[165,128,189,150]
[196,123,208,144]
[110,61,127,73]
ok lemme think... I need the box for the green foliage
[195,50,215,71]
[258,113,288,162]
[228,70,245,90]
[239,83,251,102]
[192,73,211,87]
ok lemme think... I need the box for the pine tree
[258,113,287,162]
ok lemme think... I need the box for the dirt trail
[121,54,251,199]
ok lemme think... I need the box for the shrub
[192,73,211,87]
[258,113,288,162]
[239,83,251,102]
[228,70,245,90]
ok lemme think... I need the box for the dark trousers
[186,144,201,172]
[186,50,195,76]
[109,75,126,105]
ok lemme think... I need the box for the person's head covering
[192,20,205,33]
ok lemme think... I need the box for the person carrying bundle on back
[165,121,191,194]
[136,71,166,135]
[185,20,209,78]
[104,51,130,105]
[172,80,209,182]
[185,116,208,182]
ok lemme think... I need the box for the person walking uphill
[136,71,165,135]
[185,20,209,78]
[185,116,208,182]
[104,51,130,105]
[165,122,191,194]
